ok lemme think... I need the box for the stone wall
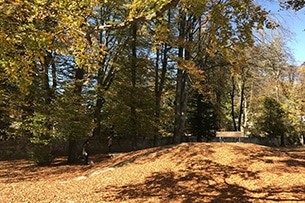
[0,135,294,161]
[0,138,30,160]
[0,136,174,160]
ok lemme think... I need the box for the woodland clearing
[1,142,305,203]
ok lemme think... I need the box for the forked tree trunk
[174,11,194,144]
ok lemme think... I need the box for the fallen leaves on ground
[1,142,305,202]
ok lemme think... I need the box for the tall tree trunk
[92,66,115,137]
[67,139,80,164]
[67,68,84,164]
[280,135,285,146]
[93,93,105,137]
[50,51,57,91]
[130,23,137,138]
[196,93,203,142]
[42,51,54,106]
[237,74,246,131]
[40,51,56,139]
[174,12,194,144]
[174,11,186,144]
[154,45,169,146]
[154,10,171,146]
[230,76,237,131]
[154,49,161,146]
[174,69,183,144]
[92,9,117,137]
[174,69,189,144]
[37,52,54,165]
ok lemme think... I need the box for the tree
[281,0,305,11]
[297,65,305,143]
[1,0,285,162]
[254,97,287,146]
[174,0,269,139]
[173,9,191,144]
[0,68,15,140]
[90,2,124,137]
[187,91,218,141]
[151,10,176,146]
[243,28,297,140]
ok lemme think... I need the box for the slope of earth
[1,142,305,203]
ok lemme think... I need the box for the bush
[29,144,53,166]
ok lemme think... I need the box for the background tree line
[0,0,304,165]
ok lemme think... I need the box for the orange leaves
[2,143,305,202]
[176,57,205,90]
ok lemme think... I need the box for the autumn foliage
[1,143,305,202]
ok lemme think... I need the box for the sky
[257,0,305,65]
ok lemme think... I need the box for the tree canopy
[0,0,304,164]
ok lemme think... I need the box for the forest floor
[1,142,305,203]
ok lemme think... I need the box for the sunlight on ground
[1,143,305,202]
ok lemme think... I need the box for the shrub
[29,144,53,166]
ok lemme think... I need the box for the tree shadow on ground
[2,142,305,202]
[100,159,305,202]
[232,144,305,168]
[98,143,305,202]
[0,145,176,184]
[0,154,112,183]
[280,147,305,168]
[99,160,252,202]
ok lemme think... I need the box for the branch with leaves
[97,0,180,31]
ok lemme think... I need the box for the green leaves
[254,97,287,138]
[0,1,57,92]
[0,0,300,150]
[53,90,94,141]
[26,113,54,145]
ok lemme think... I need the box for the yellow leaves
[68,35,106,74]
[175,57,205,91]
[0,2,57,92]
[0,0,103,91]
[299,65,305,73]
[127,0,174,20]
[2,59,34,94]
[206,48,215,57]
[179,0,207,17]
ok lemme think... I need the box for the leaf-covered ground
[1,142,305,202]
